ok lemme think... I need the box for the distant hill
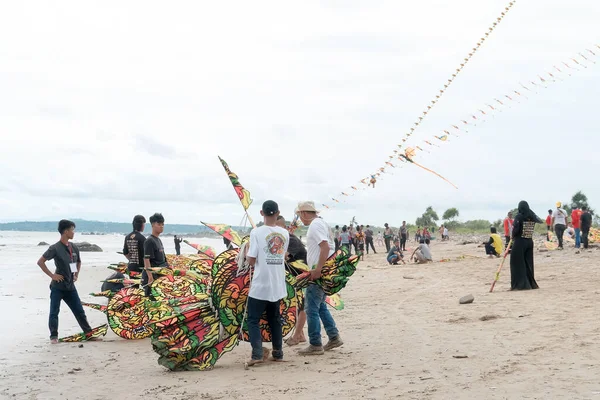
[0,219,250,235]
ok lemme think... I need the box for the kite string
[322,0,518,209]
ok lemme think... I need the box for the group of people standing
[544,202,593,250]
[37,213,168,343]
[245,200,344,366]
[333,224,376,259]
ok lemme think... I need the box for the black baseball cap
[262,200,279,216]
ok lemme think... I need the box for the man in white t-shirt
[551,201,568,250]
[295,201,343,356]
[245,200,289,366]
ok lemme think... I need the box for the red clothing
[545,215,552,226]
[503,218,513,237]
[571,209,582,229]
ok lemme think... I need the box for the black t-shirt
[43,241,81,291]
[123,231,146,269]
[287,234,307,263]
[581,212,593,230]
[144,235,168,267]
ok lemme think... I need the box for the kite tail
[411,161,458,189]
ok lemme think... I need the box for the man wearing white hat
[551,201,568,250]
[295,201,343,355]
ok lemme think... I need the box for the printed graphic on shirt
[264,232,286,264]
[126,234,140,262]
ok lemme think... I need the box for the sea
[0,231,225,354]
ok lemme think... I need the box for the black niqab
[517,200,542,223]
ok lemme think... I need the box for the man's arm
[123,239,131,260]
[143,240,155,284]
[310,241,330,280]
[247,257,256,267]
[37,256,64,282]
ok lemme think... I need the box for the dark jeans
[141,270,158,298]
[485,243,499,256]
[175,246,181,255]
[49,287,92,339]
[582,228,590,249]
[400,234,407,251]
[505,236,511,247]
[365,237,376,254]
[334,238,339,252]
[247,297,283,360]
[384,237,391,253]
[554,224,566,248]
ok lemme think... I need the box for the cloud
[0,0,598,226]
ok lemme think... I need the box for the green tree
[442,208,459,221]
[415,206,439,228]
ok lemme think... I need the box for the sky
[1,0,599,227]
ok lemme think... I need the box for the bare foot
[50,338,58,344]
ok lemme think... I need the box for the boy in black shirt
[580,206,593,249]
[123,215,146,276]
[143,213,168,297]
[37,220,93,343]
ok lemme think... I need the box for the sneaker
[50,338,58,344]
[297,344,324,355]
[323,336,344,351]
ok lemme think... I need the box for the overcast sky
[1,0,598,227]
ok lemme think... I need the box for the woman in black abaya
[510,200,542,290]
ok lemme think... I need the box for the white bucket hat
[295,201,319,215]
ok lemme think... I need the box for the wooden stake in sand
[489,239,512,293]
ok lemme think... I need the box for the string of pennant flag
[320,44,599,211]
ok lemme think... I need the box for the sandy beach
[2,237,600,400]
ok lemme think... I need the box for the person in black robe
[510,200,542,290]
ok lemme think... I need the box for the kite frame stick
[489,239,512,292]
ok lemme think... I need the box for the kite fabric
[58,324,108,343]
[182,240,217,258]
[218,156,253,210]
[200,222,243,246]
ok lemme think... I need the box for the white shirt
[247,225,289,302]
[443,228,448,236]
[553,208,567,226]
[306,217,335,268]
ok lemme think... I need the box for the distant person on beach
[443,226,449,241]
[580,206,593,249]
[276,215,307,347]
[399,221,408,251]
[422,227,430,240]
[415,227,421,243]
[37,219,95,344]
[245,201,289,366]
[333,225,340,252]
[571,205,582,248]
[411,238,432,264]
[545,209,553,241]
[383,223,393,252]
[223,237,235,251]
[503,212,514,248]
[143,213,169,297]
[376,231,384,248]
[339,226,351,254]
[355,226,365,260]
[387,239,405,265]
[296,201,343,356]
[365,225,376,254]
[552,202,568,250]
[565,223,575,240]
[483,227,503,258]
[510,201,542,290]
[438,225,444,240]
[348,225,355,254]
[123,215,146,276]
[174,235,183,255]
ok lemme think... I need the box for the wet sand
[2,238,599,400]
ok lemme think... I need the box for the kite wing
[201,222,243,246]
[58,324,108,343]
[218,156,253,210]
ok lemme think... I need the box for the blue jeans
[575,228,581,248]
[247,297,283,360]
[305,284,339,347]
[49,287,92,339]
